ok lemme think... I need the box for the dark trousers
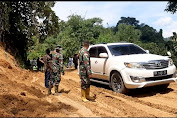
[45,71,50,88]
[74,63,78,69]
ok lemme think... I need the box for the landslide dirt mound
[1,44,177,117]
[0,45,77,117]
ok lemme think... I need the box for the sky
[52,1,177,38]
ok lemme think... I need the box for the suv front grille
[143,60,169,69]
[145,74,173,81]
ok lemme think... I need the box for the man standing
[68,57,72,68]
[37,57,41,71]
[39,48,52,90]
[50,44,65,95]
[78,40,94,102]
[73,54,78,69]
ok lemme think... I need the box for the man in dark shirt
[40,48,52,92]
[73,54,78,69]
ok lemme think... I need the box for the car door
[96,46,108,74]
[89,47,98,73]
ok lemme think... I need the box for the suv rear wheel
[111,72,128,94]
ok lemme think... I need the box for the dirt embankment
[0,44,177,117]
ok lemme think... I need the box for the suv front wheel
[111,72,128,94]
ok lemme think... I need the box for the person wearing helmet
[49,44,65,95]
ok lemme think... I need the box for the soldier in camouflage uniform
[49,44,65,95]
[78,40,95,102]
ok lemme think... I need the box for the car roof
[89,42,134,47]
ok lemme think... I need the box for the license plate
[154,70,167,77]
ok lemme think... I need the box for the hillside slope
[0,45,76,117]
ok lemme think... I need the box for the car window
[108,44,146,56]
[97,46,108,57]
[89,47,97,57]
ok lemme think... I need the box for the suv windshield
[108,44,147,56]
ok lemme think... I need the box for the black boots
[48,82,52,95]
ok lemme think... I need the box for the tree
[0,1,59,67]
[27,14,104,63]
[165,1,177,14]
[138,24,164,44]
[171,32,177,41]
[0,2,10,43]
[115,24,142,43]
[114,17,140,32]
[92,27,115,44]
[57,15,104,62]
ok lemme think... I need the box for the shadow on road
[64,68,76,72]
[90,81,112,90]
[90,81,174,98]
[127,86,174,98]
[59,89,71,94]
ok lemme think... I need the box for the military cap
[55,44,62,50]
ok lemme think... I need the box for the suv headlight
[124,62,145,69]
[169,59,174,66]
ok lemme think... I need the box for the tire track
[59,80,115,117]
[61,75,153,117]
[55,95,97,117]
[104,92,177,117]
[45,69,177,117]
[139,96,177,109]
[60,76,129,116]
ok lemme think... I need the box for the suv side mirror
[99,53,108,58]
[146,50,149,54]
[167,51,171,57]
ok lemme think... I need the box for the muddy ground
[0,45,177,117]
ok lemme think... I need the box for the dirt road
[1,45,177,117]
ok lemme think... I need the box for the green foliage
[115,24,142,43]
[139,24,164,44]
[92,28,115,44]
[27,36,58,60]
[165,1,177,14]
[57,15,103,62]
[171,32,177,41]
[114,17,140,32]
[29,1,59,39]
[27,14,177,66]
[0,1,10,39]
[0,1,59,68]
[27,14,104,62]
[1,2,177,68]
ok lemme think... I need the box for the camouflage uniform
[50,50,64,86]
[78,47,92,90]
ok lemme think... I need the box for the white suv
[88,42,177,94]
